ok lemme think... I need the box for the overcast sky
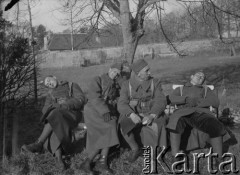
[2,0,184,33]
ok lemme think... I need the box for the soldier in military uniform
[167,71,228,168]
[117,59,168,163]
[80,63,122,174]
[22,76,86,170]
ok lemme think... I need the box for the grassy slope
[2,55,240,174]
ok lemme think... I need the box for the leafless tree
[0,16,38,162]
[179,0,240,41]
[56,0,168,63]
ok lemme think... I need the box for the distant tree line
[64,1,237,48]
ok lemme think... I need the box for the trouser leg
[97,147,113,174]
[170,132,182,156]
[38,123,53,143]
[187,113,224,156]
[79,149,99,174]
[121,129,142,163]
[122,131,139,151]
[169,117,187,156]
[100,147,109,157]
[55,147,66,171]
[210,136,223,158]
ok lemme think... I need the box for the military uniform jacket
[41,81,86,154]
[167,82,229,150]
[42,81,86,116]
[118,77,167,135]
[167,82,219,130]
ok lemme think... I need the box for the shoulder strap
[150,79,154,98]
[69,82,73,97]
[179,85,184,96]
[203,85,208,99]
[129,79,154,99]
[129,81,132,100]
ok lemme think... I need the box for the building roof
[48,33,103,51]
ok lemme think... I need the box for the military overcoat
[42,81,85,154]
[84,73,120,154]
[167,83,229,150]
[118,77,168,147]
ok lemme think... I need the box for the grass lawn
[1,55,240,174]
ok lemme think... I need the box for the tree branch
[139,0,165,13]
[103,0,121,20]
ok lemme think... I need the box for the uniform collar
[130,77,153,91]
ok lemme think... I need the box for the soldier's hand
[142,114,155,125]
[102,112,111,122]
[142,117,149,125]
[129,113,141,124]
[111,116,118,120]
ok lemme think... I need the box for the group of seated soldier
[21,59,229,174]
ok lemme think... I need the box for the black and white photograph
[0,0,240,174]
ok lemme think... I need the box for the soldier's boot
[95,155,113,174]
[56,159,66,172]
[21,123,53,154]
[55,147,66,172]
[21,140,44,154]
[128,149,142,163]
[79,158,94,174]
[169,132,186,172]
[122,131,141,163]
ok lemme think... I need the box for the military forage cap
[131,59,148,74]
[111,62,123,71]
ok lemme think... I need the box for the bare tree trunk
[120,0,134,62]
[227,13,231,38]
[70,0,74,50]
[2,104,8,163]
[120,0,144,63]
[0,1,7,163]
[12,107,19,156]
[27,0,38,103]
[235,17,239,37]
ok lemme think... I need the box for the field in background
[39,39,235,68]
[2,54,240,174]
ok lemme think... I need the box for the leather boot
[128,149,142,163]
[56,159,66,172]
[95,156,113,174]
[21,140,43,154]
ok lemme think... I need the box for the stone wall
[39,40,212,68]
